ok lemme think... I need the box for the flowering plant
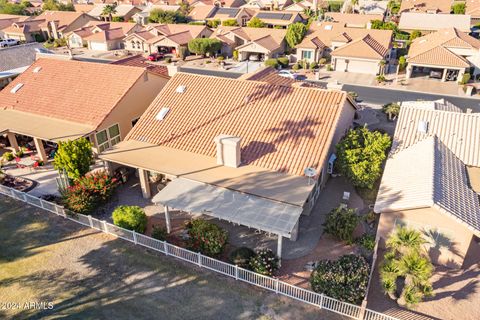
[249,249,279,276]
[186,219,228,257]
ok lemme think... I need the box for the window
[302,51,312,60]
[96,124,121,152]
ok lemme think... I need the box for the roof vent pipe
[214,134,242,168]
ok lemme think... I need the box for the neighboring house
[375,100,480,269]
[88,4,142,22]
[242,0,293,11]
[187,5,217,23]
[237,65,296,86]
[211,26,287,59]
[399,0,453,14]
[324,12,384,28]
[296,22,393,75]
[206,7,256,27]
[398,12,471,33]
[357,0,388,15]
[124,24,212,55]
[406,28,480,82]
[250,11,303,28]
[132,4,181,25]
[466,0,480,25]
[99,72,357,258]
[67,22,142,50]
[111,54,170,77]
[0,43,43,89]
[0,58,169,162]
[0,14,29,39]
[2,11,96,41]
[283,0,316,12]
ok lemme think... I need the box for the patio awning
[152,178,303,239]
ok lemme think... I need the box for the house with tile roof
[399,0,453,14]
[210,26,287,59]
[295,22,393,75]
[0,58,169,163]
[405,28,480,82]
[357,0,388,15]
[187,5,217,23]
[398,12,471,33]
[67,21,143,51]
[324,12,384,28]
[237,65,296,86]
[205,7,256,27]
[87,4,142,22]
[99,72,356,258]
[375,101,480,268]
[242,0,293,11]
[249,10,303,28]
[132,4,182,25]
[0,42,43,89]
[0,14,29,39]
[123,24,212,55]
[283,0,317,12]
[111,54,170,77]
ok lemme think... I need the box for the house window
[302,51,312,60]
[96,124,121,152]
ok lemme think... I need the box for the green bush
[165,57,172,63]
[3,152,14,161]
[310,254,370,304]
[247,17,266,28]
[14,148,24,158]
[328,1,343,12]
[398,56,407,71]
[233,50,239,61]
[222,19,238,26]
[112,205,148,233]
[230,247,255,269]
[188,38,222,57]
[285,22,307,48]
[326,64,333,71]
[249,249,279,276]
[292,63,300,71]
[277,56,289,67]
[459,73,471,85]
[323,206,359,244]
[382,102,401,120]
[356,233,376,251]
[319,58,327,65]
[376,75,386,83]
[54,138,93,180]
[309,61,318,70]
[151,225,167,241]
[207,19,220,28]
[216,55,225,61]
[264,58,279,68]
[186,219,228,257]
[452,2,465,14]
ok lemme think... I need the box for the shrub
[323,206,359,244]
[382,102,400,120]
[112,205,148,233]
[14,148,24,158]
[151,225,167,241]
[292,63,300,71]
[285,22,307,48]
[54,138,93,181]
[233,50,239,61]
[62,170,118,214]
[3,152,14,161]
[356,233,376,251]
[264,58,279,68]
[188,38,222,57]
[310,254,370,304]
[207,19,221,28]
[376,74,386,83]
[165,57,172,63]
[309,61,318,70]
[319,58,327,65]
[149,9,186,24]
[222,19,238,26]
[178,46,188,60]
[326,64,333,71]
[336,126,391,189]
[459,73,471,85]
[277,56,289,67]
[216,55,225,61]
[230,247,255,269]
[452,2,465,14]
[186,219,228,257]
[247,17,266,28]
[398,56,407,71]
[249,249,279,276]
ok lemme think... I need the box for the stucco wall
[334,57,380,75]
[377,207,475,268]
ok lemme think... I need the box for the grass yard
[0,195,347,320]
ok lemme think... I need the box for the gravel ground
[0,195,348,320]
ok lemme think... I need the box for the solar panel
[215,7,240,18]
[256,12,292,21]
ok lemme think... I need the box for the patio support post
[277,234,283,266]
[138,168,151,199]
[164,206,171,234]
[33,137,48,163]
[442,68,448,82]
[6,132,19,152]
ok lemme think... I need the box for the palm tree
[379,59,387,75]
[386,226,426,254]
[382,103,400,121]
[101,4,117,22]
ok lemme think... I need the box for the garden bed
[0,174,36,192]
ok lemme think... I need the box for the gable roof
[211,26,287,48]
[398,12,471,32]
[87,4,140,18]
[374,136,480,234]
[111,54,170,78]
[188,5,216,20]
[252,10,301,26]
[0,59,146,129]
[399,0,453,14]
[36,10,91,32]
[0,42,43,73]
[238,66,296,86]
[124,72,350,177]
[331,33,390,59]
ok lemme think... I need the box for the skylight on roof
[155,107,170,121]
[418,120,428,134]
[176,85,186,93]
[10,83,23,94]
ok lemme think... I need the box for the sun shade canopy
[152,178,303,238]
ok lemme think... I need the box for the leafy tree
[112,205,148,233]
[409,30,422,40]
[206,19,220,28]
[222,19,238,26]
[101,4,117,21]
[398,55,407,71]
[335,126,391,189]
[42,0,75,11]
[247,17,266,28]
[187,38,221,56]
[149,9,186,24]
[311,254,370,304]
[0,0,29,15]
[54,138,93,180]
[382,103,400,120]
[179,0,191,15]
[380,227,434,307]
[387,0,401,14]
[452,2,466,14]
[323,206,359,244]
[285,22,307,48]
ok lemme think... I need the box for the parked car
[148,52,164,61]
[429,70,442,79]
[248,54,260,61]
[278,70,298,80]
[0,38,19,48]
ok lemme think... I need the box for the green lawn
[0,195,346,320]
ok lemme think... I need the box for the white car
[0,38,19,48]
[277,70,298,80]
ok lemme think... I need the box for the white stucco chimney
[214,134,242,168]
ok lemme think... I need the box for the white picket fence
[0,185,398,320]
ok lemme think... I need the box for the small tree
[112,205,148,233]
[335,126,391,189]
[247,17,266,28]
[149,9,186,24]
[101,4,117,22]
[323,206,359,244]
[285,22,307,48]
[452,2,466,14]
[222,19,238,26]
[398,55,407,71]
[187,38,221,57]
[54,138,93,180]
[409,30,422,41]
[382,102,400,121]
[42,0,75,11]
[206,19,220,28]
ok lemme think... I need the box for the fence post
[275,278,279,294]
[103,220,108,233]
[197,252,202,267]
[235,265,239,280]
[319,294,324,309]
[22,193,27,203]
[358,300,368,320]
[164,241,169,256]
[133,230,138,245]
[88,215,93,228]
[40,199,45,209]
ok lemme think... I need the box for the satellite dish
[304,167,317,186]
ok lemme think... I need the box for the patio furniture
[17,157,36,170]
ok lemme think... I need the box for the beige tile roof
[393,102,480,167]
[84,27,126,41]
[125,72,351,177]
[36,10,90,31]
[466,0,480,16]
[238,66,296,86]
[331,34,390,59]
[211,26,286,49]
[324,12,384,27]
[375,136,480,234]
[398,12,471,32]
[399,0,453,13]
[111,54,170,78]
[400,99,464,112]
[407,28,480,68]
[188,5,216,20]
[252,10,301,26]
[0,59,146,129]
[2,19,44,34]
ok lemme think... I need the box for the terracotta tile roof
[126,72,351,176]
[398,12,471,32]
[331,34,390,59]
[211,26,287,49]
[407,28,480,68]
[238,66,295,86]
[111,54,170,78]
[399,0,453,13]
[0,59,146,129]
[36,10,89,31]
[252,10,301,26]
[2,19,44,34]
[324,12,384,27]
[188,5,216,20]
[83,27,125,41]
[466,0,480,16]
[126,30,156,41]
